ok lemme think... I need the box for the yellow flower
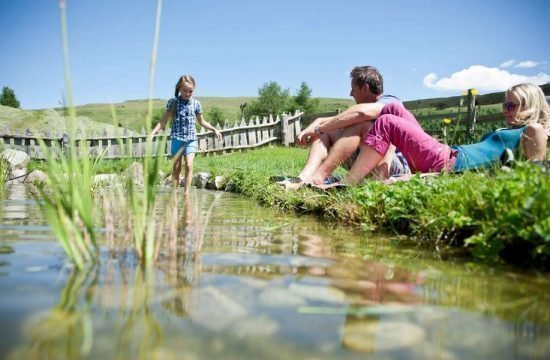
[462,88,479,95]
[443,118,452,125]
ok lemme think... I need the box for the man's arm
[296,102,384,145]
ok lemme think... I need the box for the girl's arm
[196,113,222,139]
[151,104,175,136]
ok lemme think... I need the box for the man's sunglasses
[502,102,520,112]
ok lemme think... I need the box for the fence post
[466,88,477,139]
[281,113,289,146]
[62,133,70,158]
[25,128,31,156]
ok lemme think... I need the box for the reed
[124,0,167,266]
[0,152,8,198]
[34,0,100,270]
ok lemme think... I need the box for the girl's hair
[507,83,550,129]
[174,75,196,98]
[350,66,383,95]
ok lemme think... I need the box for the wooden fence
[2,84,549,160]
[0,111,303,160]
[404,83,550,131]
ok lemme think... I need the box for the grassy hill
[0,104,139,136]
[1,97,355,134]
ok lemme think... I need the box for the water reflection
[9,265,99,359]
[1,187,549,359]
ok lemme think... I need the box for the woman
[338,83,549,185]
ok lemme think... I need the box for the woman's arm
[521,123,548,161]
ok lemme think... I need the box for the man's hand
[296,124,320,146]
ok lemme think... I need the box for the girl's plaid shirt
[166,97,202,142]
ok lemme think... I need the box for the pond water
[0,184,549,359]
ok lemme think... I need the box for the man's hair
[350,66,383,95]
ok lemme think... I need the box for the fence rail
[2,84,549,160]
[0,111,303,160]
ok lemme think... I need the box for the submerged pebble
[342,320,425,353]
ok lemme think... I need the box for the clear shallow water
[0,184,549,359]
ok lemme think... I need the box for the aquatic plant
[11,265,99,359]
[0,152,9,198]
[34,0,100,270]
[123,0,168,266]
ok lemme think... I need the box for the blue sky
[1,0,549,110]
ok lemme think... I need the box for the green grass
[27,137,549,269]
[190,146,550,268]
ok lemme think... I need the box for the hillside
[1,97,355,133]
[0,104,139,136]
[65,97,355,131]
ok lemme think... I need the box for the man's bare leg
[343,144,384,185]
[370,145,397,180]
[308,122,370,185]
[297,132,332,180]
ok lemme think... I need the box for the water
[1,184,549,359]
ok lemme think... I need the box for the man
[292,65,409,186]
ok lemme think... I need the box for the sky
[1,0,549,110]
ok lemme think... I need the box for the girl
[152,75,222,193]
[326,82,549,185]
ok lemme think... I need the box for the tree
[289,82,320,114]
[244,81,290,119]
[206,106,226,127]
[0,86,20,108]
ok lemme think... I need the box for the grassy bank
[25,145,549,268]
[192,146,549,268]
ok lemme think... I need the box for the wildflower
[461,88,479,95]
[443,118,452,125]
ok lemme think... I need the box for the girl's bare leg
[172,151,184,187]
[183,153,196,195]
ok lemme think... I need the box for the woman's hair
[350,66,383,95]
[174,75,196,98]
[507,83,550,129]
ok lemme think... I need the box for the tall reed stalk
[126,0,167,267]
[0,153,8,198]
[35,0,99,270]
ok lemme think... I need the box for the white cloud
[423,65,550,92]
[501,59,543,69]
[500,60,516,68]
[515,60,539,68]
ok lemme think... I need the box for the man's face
[349,80,371,104]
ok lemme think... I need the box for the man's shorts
[171,138,198,157]
[342,149,410,176]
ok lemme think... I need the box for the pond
[0,184,549,359]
